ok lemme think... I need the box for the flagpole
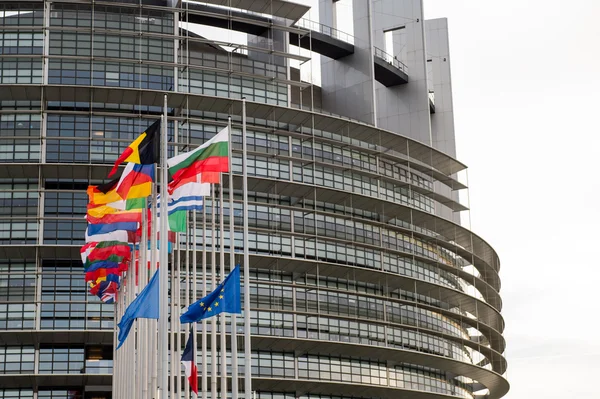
[190,210,196,399]
[201,202,208,399]
[170,248,176,398]
[227,116,238,399]
[160,95,170,399]
[128,263,137,399]
[141,202,150,399]
[219,153,227,399]
[210,184,218,399]
[241,98,252,399]
[151,162,159,397]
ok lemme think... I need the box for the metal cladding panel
[252,377,470,399]
[196,0,310,21]
[0,374,112,388]
[0,330,113,346]
[185,3,271,35]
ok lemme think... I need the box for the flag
[180,265,241,323]
[87,179,122,205]
[90,279,120,303]
[86,221,139,236]
[116,163,154,199]
[89,274,120,295]
[109,120,160,177]
[168,126,229,188]
[157,183,206,233]
[167,173,203,194]
[170,181,210,201]
[83,253,128,270]
[85,228,130,243]
[86,210,142,225]
[84,259,127,273]
[128,228,175,246]
[85,267,121,283]
[80,241,131,264]
[87,198,146,218]
[181,331,198,394]
[117,269,160,349]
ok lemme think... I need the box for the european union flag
[116,269,159,349]
[180,265,241,323]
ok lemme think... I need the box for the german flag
[108,120,160,177]
[87,178,122,205]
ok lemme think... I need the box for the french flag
[181,331,198,394]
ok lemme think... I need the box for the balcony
[373,47,409,86]
[290,18,355,59]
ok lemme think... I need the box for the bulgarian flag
[168,126,229,187]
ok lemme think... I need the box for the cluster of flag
[82,121,160,303]
[82,116,235,393]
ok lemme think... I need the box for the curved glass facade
[0,1,508,399]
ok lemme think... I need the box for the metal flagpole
[160,95,170,399]
[141,202,150,399]
[228,117,238,399]
[150,161,159,398]
[241,98,252,399]
[210,185,218,399]
[201,201,208,399]
[129,262,136,399]
[219,172,227,399]
[170,248,176,397]
[188,210,194,399]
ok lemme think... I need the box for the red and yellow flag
[108,120,160,177]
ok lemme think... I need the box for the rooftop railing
[374,46,409,73]
[295,18,355,45]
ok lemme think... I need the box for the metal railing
[294,18,355,45]
[373,46,408,73]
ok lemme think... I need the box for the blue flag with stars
[180,265,241,323]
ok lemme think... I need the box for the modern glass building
[0,0,508,398]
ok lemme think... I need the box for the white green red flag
[167,126,229,186]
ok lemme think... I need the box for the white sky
[295,0,600,397]
[421,1,600,398]
[190,1,600,396]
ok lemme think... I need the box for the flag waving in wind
[117,270,160,349]
[168,126,229,187]
[181,331,198,394]
[180,265,241,323]
[109,120,160,177]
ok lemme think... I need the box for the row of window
[49,32,174,63]
[13,216,472,297]
[0,347,474,398]
[0,260,490,356]
[50,3,174,34]
[249,310,472,363]
[0,117,438,200]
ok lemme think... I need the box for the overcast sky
[422,1,600,397]
[294,0,600,397]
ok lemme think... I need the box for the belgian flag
[108,120,160,177]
